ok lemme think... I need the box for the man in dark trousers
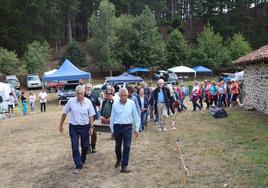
[110,88,140,173]
[59,85,95,174]
[84,83,100,153]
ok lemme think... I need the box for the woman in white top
[29,92,36,113]
[7,92,15,118]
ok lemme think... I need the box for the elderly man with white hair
[152,79,171,131]
[110,87,140,173]
[59,85,95,174]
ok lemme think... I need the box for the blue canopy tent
[106,72,143,84]
[192,66,213,77]
[128,67,149,73]
[128,67,150,79]
[43,59,91,81]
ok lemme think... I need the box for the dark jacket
[85,93,100,120]
[136,95,149,111]
[100,99,113,118]
[152,86,171,115]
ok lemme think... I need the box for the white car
[5,75,20,89]
[27,74,42,89]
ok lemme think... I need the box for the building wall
[244,63,268,114]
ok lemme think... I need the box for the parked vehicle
[153,70,167,80]
[58,83,79,103]
[27,74,42,89]
[219,73,235,82]
[166,73,178,85]
[5,75,20,89]
[46,81,66,93]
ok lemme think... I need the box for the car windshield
[28,76,39,81]
[62,85,77,92]
[169,74,177,79]
[7,79,17,83]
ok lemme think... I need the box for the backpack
[209,106,228,118]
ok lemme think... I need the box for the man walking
[59,85,95,174]
[110,88,140,173]
[84,83,100,153]
[152,79,171,131]
[39,89,47,112]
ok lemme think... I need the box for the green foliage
[130,6,166,68]
[24,41,50,74]
[192,24,231,70]
[89,0,120,75]
[60,41,86,67]
[166,29,191,67]
[228,33,252,61]
[0,47,21,75]
[115,15,134,69]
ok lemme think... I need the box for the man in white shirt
[38,90,47,112]
[59,85,95,174]
[110,88,140,173]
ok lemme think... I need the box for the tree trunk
[68,19,73,43]
[109,67,112,77]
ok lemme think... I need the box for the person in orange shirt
[231,80,239,107]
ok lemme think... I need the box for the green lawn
[172,107,268,187]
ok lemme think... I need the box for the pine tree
[166,29,191,67]
[60,41,86,67]
[228,33,252,61]
[130,6,166,68]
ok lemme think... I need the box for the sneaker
[163,128,167,131]
[73,168,83,174]
[115,161,120,168]
[120,167,131,173]
[158,128,163,132]
[91,147,96,153]
[87,148,92,154]
[172,127,176,131]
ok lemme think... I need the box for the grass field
[0,89,267,188]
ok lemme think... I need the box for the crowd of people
[58,78,242,174]
[3,77,242,174]
[5,89,48,118]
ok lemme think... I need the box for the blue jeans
[114,124,132,168]
[141,111,147,130]
[69,124,89,169]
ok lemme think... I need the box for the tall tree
[191,24,231,70]
[166,29,191,67]
[130,6,167,68]
[89,0,120,76]
[115,15,133,69]
[24,41,50,74]
[228,33,252,61]
[60,41,86,67]
[0,47,21,75]
[59,0,80,43]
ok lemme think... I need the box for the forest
[0,0,267,74]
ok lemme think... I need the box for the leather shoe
[115,161,120,168]
[120,167,131,173]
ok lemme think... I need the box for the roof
[167,66,196,73]
[106,72,143,84]
[128,67,149,73]
[192,66,212,73]
[43,59,91,81]
[234,45,268,65]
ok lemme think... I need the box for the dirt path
[0,99,267,187]
[0,105,184,188]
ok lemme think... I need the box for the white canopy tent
[168,66,196,79]
[44,69,57,76]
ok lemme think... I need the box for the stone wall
[243,63,268,114]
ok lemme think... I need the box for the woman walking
[21,91,27,115]
[29,92,36,113]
